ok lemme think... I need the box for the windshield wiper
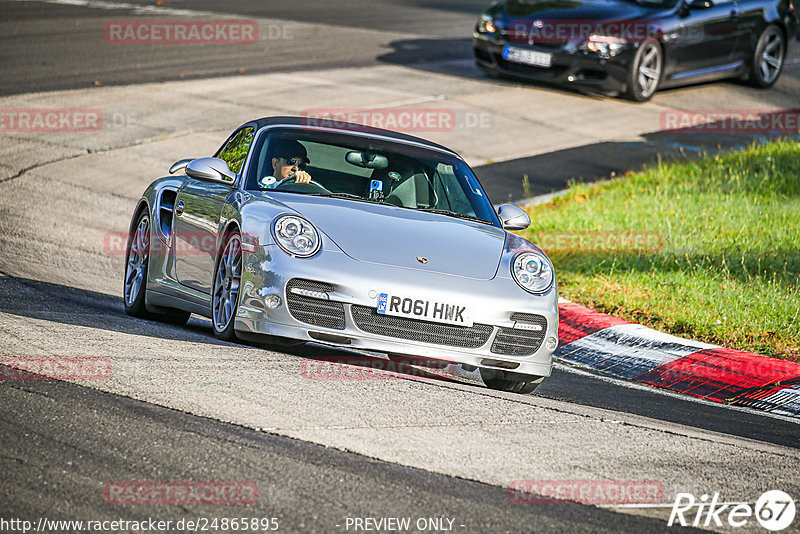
[307,192,385,204]
[417,208,490,224]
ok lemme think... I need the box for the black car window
[244,128,501,227]
[216,126,255,175]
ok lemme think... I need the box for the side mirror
[185,157,236,185]
[497,204,530,231]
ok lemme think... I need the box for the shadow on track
[0,274,463,385]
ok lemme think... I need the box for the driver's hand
[293,171,312,184]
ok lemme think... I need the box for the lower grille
[351,305,493,348]
[286,279,345,330]
[491,314,547,356]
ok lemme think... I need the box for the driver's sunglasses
[280,156,307,169]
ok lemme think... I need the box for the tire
[480,368,544,394]
[748,25,785,88]
[625,41,662,102]
[123,210,190,325]
[212,229,243,342]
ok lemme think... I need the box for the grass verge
[521,140,800,361]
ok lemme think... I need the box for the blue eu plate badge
[377,293,388,314]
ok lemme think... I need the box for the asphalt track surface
[2,1,800,532]
[0,361,695,533]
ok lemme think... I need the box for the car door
[728,0,766,62]
[671,0,742,75]
[173,126,254,294]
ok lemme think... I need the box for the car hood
[502,0,649,25]
[273,194,507,280]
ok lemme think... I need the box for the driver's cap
[273,139,309,164]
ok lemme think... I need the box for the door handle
[175,200,185,216]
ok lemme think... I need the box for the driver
[258,139,313,189]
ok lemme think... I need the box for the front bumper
[473,32,634,93]
[235,244,558,378]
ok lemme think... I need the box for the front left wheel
[212,230,243,341]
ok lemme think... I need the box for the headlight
[582,34,627,57]
[478,15,496,34]
[271,215,320,258]
[511,252,554,294]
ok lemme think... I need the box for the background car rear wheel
[479,368,543,394]
[748,25,785,88]
[212,230,242,341]
[123,210,190,324]
[625,41,662,102]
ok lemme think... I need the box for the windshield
[244,128,501,227]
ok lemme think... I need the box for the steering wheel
[273,176,329,191]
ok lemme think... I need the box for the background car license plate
[502,46,552,68]
[377,293,473,327]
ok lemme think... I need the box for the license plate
[376,293,473,327]
[502,46,552,68]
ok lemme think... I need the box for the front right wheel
[480,368,544,395]
[212,230,243,342]
[625,41,662,102]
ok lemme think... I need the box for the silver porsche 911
[124,117,558,393]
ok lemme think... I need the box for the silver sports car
[124,117,558,393]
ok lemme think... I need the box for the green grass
[521,140,800,361]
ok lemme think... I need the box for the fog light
[545,337,558,351]
[264,294,282,309]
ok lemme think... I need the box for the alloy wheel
[212,234,242,332]
[125,216,149,307]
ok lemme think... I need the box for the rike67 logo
[669,490,796,531]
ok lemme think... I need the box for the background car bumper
[473,33,632,93]
[235,244,558,378]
